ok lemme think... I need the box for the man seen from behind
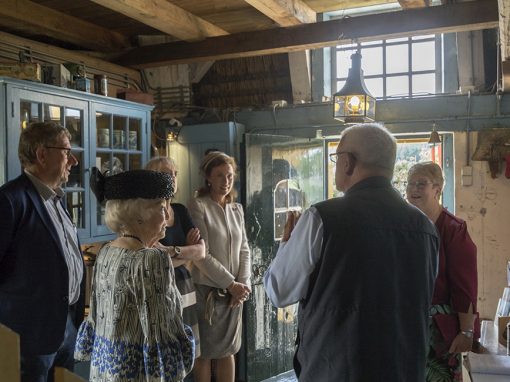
[263,123,439,382]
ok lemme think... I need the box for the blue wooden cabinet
[0,77,152,243]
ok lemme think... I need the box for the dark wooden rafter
[0,0,131,52]
[89,0,228,41]
[243,0,316,26]
[116,0,499,68]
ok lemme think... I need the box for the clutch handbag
[433,313,480,346]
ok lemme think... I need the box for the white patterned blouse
[74,244,195,382]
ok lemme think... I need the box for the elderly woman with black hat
[74,168,205,382]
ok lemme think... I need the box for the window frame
[331,35,443,99]
[324,133,454,212]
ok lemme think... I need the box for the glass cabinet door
[91,103,147,237]
[243,133,324,381]
[8,86,90,239]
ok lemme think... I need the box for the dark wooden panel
[193,55,292,109]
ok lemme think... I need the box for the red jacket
[433,208,477,313]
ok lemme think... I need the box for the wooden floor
[75,362,296,381]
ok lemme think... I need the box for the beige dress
[188,196,251,359]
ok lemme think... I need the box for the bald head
[340,123,396,178]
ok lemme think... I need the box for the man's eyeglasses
[329,151,354,163]
[404,181,434,190]
[45,146,73,158]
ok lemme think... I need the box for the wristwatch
[460,329,474,339]
[172,246,182,258]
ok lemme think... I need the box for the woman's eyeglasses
[404,181,434,190]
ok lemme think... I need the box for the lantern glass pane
[346,95,364,116]
[333,96,346,119]
[366,97,376,119]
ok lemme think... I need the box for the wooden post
[0,323,20,382]
[54,367,87,382]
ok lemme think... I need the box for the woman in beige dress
[188,151,251,382]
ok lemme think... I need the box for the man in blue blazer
[0,122,85,382]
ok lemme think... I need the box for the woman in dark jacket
[146,156,204,374]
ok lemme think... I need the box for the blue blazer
[0,173,85,354]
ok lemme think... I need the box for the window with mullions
[326,137,443,199]
[334,35,442,99]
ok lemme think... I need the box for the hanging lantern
[333,51,376,124]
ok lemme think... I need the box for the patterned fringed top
[75,245,195,381]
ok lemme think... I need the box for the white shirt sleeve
[263,207,324,308]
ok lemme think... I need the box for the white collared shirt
[263,207,324,308]
[25,170,83,304]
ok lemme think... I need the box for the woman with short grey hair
[406,161,477,382]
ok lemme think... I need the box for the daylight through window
[334,35,442,99]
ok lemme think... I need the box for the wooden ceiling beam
[89,0,228,41]
[116,0,498,68]
[243,0,316,26]
[0,31,141,84]
[398,0,431,9]
[0,0,130,52]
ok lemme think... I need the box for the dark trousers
[20,311,78,382]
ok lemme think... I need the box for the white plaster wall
[454,131,510,320]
